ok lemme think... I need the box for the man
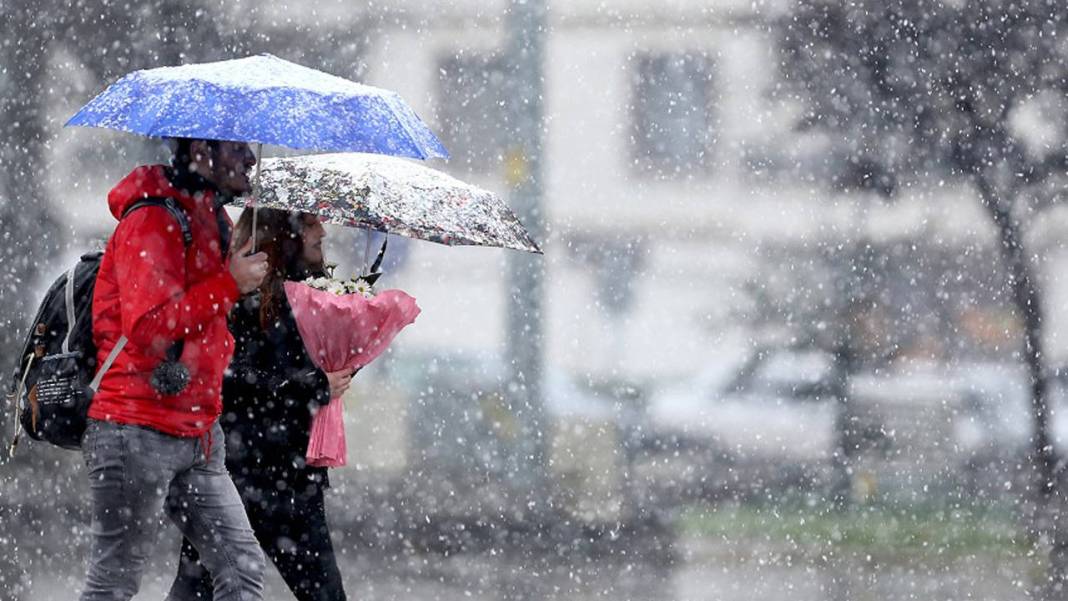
[81,138,269,601]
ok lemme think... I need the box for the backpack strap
[123,197,193,248]
[90,337,126,392]
[61,264,77,354]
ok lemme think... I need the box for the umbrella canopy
[66,54,448,160]
[247,153,542,254]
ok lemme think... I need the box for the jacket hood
[107,165,217,220]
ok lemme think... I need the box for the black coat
[220,291,332,490]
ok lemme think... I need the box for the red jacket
[90,165,241,437]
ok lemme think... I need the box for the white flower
[302,274,375,297]
[353,278,375,298]
[302,276,326,291]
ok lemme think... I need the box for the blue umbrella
[66,54,448,160]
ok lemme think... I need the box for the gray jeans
[80,419,265,601]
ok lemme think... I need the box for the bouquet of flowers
[285,272,419,467]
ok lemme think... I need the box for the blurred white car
[645,346,838,466]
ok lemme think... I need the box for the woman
[169,208,354,601]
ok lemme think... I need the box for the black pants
[169,477,346,601]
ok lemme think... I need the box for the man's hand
[326,367,356,399]
[229,238,268,294]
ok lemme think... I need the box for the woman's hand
[325,367,356,399]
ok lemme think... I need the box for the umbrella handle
[251,143,263,252]
[370,237,388,274]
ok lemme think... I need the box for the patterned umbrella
[246,153,542,254]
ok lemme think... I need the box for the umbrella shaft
[251,143,263,251]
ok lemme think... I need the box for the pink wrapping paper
[284,281,420,467]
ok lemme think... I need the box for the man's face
[192,140,257,196]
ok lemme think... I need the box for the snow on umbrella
[248,152,543,254]
[65,53,448,160]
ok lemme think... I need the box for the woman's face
[300,214,326,265]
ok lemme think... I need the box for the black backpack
[6,198,192,453]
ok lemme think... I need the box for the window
[630,52,717,175]
[437,52,510,172]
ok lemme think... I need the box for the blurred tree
[0,3,65,398]
[779,0,1068,525]
[780,6,1068,592]
[745,234,895,508]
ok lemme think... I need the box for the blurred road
[22,529,1034,601]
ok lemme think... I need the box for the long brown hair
[232,207,327,330]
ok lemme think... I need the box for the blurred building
[337,0,1068,378]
